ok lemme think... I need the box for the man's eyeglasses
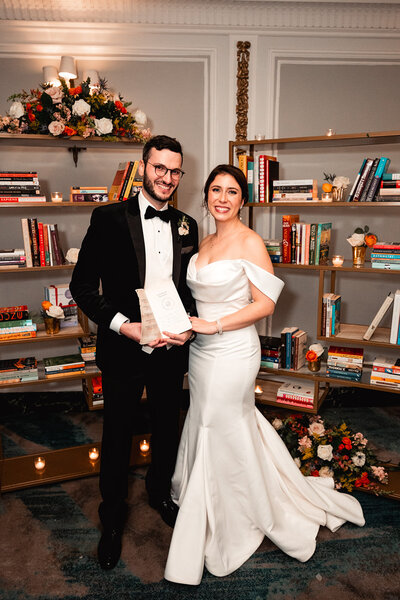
[147,162,185,180]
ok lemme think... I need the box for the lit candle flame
[34,456,46,471]
[139,439,150,454]
[88,447,100,462]
[255,385,263,394]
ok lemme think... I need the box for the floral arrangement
[305,342,324,363]
[271,413,388,493]
[41,300,64,320]
[347,226,377,248]
[65,248,80,264]
[0,77,151,142]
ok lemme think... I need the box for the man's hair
[142,135,183,164]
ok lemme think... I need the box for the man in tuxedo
[70,135,198,570]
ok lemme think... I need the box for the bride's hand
[190,317,218,335]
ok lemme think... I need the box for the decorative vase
[352,245,366,267]
[44,316,60,335]
[332,186,344,202]
[307,359,321,372]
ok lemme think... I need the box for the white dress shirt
[109,191,173,342]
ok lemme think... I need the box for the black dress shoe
[97,528,122,570]
[149,496,179,528]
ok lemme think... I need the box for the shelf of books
[254,378,328,414]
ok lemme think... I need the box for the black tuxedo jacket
[70,194,199,374]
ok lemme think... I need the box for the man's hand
[162,329,193,346]
[119,322,168,348]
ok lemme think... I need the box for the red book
[28,218,40,267]
[0,305,28,312]
[258,155,279,203]
[38,222,46,267]
[282,215,299,263]
[43,224,50,266]
[373,242,400,250]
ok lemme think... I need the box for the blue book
[366,157,391,202]
[247,159,254,203]
[372,263,400,271]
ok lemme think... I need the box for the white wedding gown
[164,255,365,585]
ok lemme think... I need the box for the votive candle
[332,255,344,267]
[34,456,46,471]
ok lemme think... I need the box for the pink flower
[353,432,368,446]
[298,435,312,449]
[44,87,63,104]
[48,120,65,136]
[308,421,325,437]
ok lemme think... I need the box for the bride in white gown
[164,165,365,585]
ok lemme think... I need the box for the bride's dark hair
[203,164,248,211]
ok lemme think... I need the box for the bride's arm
[190,234,277,335]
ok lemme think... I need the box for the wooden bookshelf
[229,129,400,411]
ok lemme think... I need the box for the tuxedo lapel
[126,195,146,287]
[170,211,182,288]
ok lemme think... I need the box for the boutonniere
[177,215,190,237]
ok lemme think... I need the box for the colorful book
[315,223,332,266]
[390,290,400,344]
[282,215,299,263]
[258,155,279,203]
[363,292,395,340]
[365,157,391,202]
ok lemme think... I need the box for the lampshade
[42,65,61,87]
[59,56,77,80]
[82,69,100,88]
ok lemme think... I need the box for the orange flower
[64,126,77,136]
[69,85,82,96]
[36,104,43,112]
[41,300,52,310]
[365,233,377,247]
[306,350,318,362]
[115,100,123,110]
[28,112,35,121]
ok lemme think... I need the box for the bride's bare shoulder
[241,229,273,272]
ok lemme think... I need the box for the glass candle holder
[139,439,150,456]
[88,447,100,462]
[321,192,333,202]
[332,255,344,267]
[51,192,63,202]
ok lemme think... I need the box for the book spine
[28,218,40,267]
[38,222,46,267]
[43,223,50,266]
[0,330,36,340]
[53,224,65,264]
[258,155,266,203]
[365,157,391,202]
[353,158,374,202]
[314,223,322,266]
[372,263,400,271]
[0,325,36,334]
[46,224,54,266]
[285,331,293,368]
[309,223,317,265]
[50,225,61,265]
[282,215,297,263]
[359,158,379,202]
[247,159,254,203]
[390,292,400,344]
[121,161,139,202]
[0,318,32,328]
[0,196,46,202]
[117,161,134,201]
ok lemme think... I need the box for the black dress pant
[98,345,186,530]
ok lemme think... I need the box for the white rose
[66,247,80,264]
[44,87,63,104]
[178,226,189,236]
[308,421,325,437]
[48,121,65,136]
[317,444,333,461]
[9,101,25,119]
[72,99,91,117]
[272,418,283,430]
[332,176,350,190]
[294,457,301,468]
[134,109,147,126]
[46,305,65,319]
[319,466,334,478]
[347,233,365,247]
[352,451,366,467]
[94,117,113,135]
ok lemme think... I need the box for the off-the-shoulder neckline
[192,253,274,275]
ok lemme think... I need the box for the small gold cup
[44,316,60,335]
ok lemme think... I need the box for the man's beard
[143,171,177,204]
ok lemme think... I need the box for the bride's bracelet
[215,319,223,335]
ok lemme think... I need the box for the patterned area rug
[1,390,400,600]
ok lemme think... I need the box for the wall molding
[0,1,399,33]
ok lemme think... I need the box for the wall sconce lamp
[59,55,78,80]
[82,69,100,90]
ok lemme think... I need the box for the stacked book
[280,327,308,370]
[21,218,64,267]
[260,335,282,369]
[272,179,318,203]
[0,356,38,385]
[43,353,85,378]
[264,239,282,263]
[83,375,103,408]
[0,170,46,203]
[371,242,400,271]
[276,382,314,409]
[0,248,26,268]
[347,156,390,202]
[44,283,78,328]
[237,153,280,203]
[79,334,97,365]
[370,357,400,390]
[326,345,363,382]
[282,215,332,265]
[321,293,341,337]
[0,304,36,341]
[70,186,108,203]
[377,172,400,202]
[109,160,142,202]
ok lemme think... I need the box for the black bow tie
[144,205,170,223]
